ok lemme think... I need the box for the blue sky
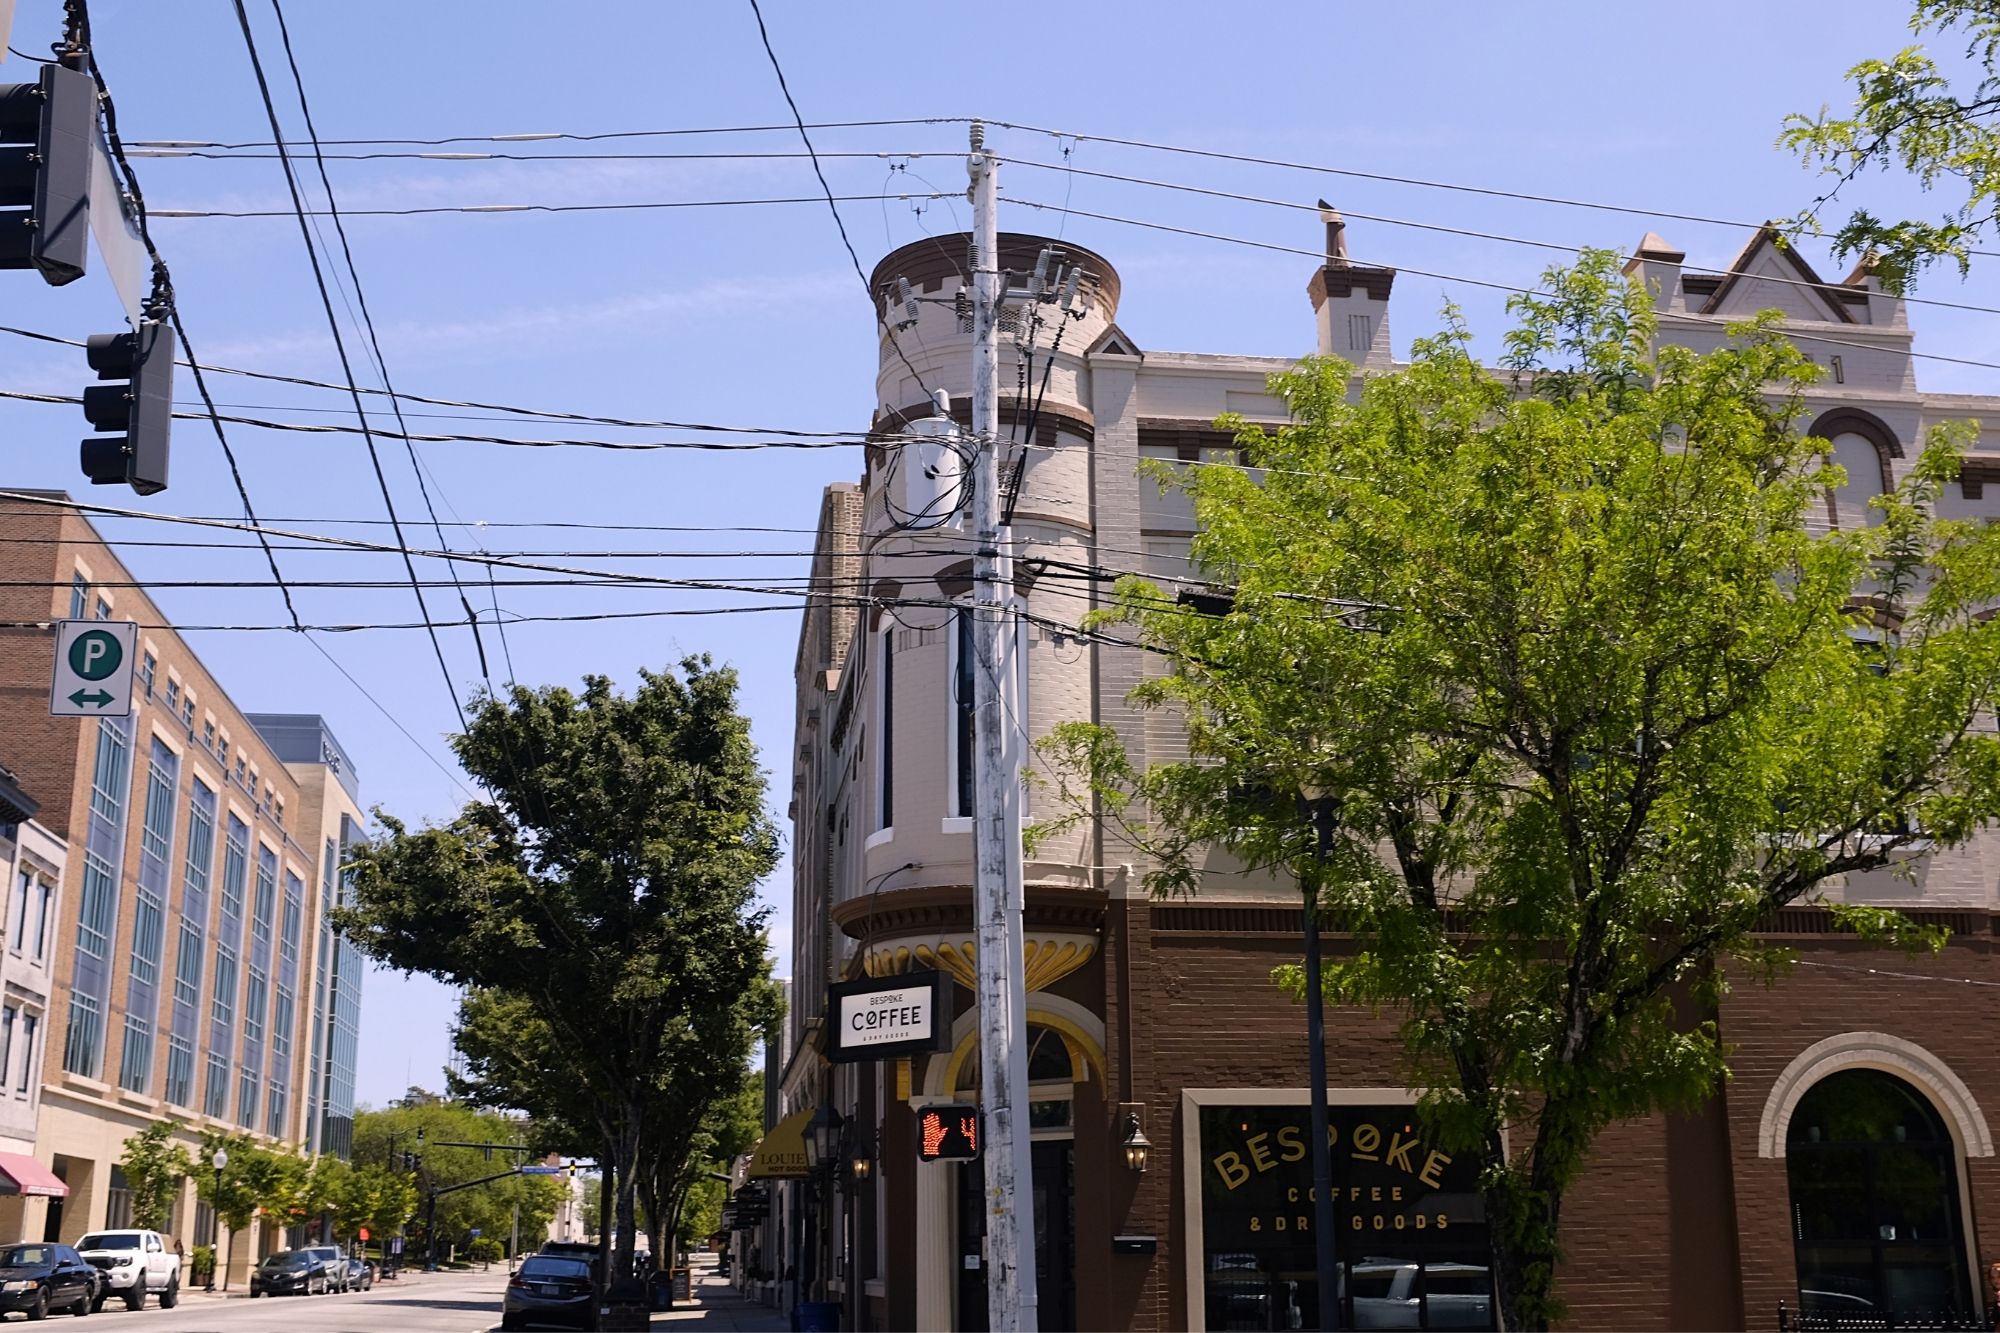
[0,0,1988,1109]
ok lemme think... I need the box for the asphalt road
[46,1267,516,1332]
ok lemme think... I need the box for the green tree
[193,1132,262,1235]
[1032,253,2000,1330]
[117,1121,192,1232]
[350,1101,565,1250]
[339,661,779,1278]
[1784,0,2000,288]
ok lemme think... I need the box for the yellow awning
[746,1108,812,1179]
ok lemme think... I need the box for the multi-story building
[0,494,365,1280]
[775,223,2000,1331]
[0,764,68,1231]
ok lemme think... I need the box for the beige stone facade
[769,223,2000,1331]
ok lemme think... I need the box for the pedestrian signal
[916,1105,979,1161]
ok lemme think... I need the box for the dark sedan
[0,1243,96,1320]
[249,1249,329,1297]
[502,1255,595,1330]
[345,1256,373,1292]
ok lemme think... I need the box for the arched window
[1808,408,1900,530]
[1787,1068,1972,1318]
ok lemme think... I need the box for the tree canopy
[1785,0,2000,289]
[1033,252,2000,1330]
[350,1100,560,1250]
[338,659,780,1278]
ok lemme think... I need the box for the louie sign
[825,970,951,1063]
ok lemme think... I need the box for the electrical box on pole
[0,62,93,284]
[80,321,175,495]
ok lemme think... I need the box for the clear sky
[0,0,1988,1110]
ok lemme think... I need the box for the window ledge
[862,827,896,852]
[940,817,972,835]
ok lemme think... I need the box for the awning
[0,1154,66,1198]
[746,1108,812,1180]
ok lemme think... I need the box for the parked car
[0,1242,97,1320]
[536,1240,601,1275]
[76,1228,180,1311]
[345,1256,374,1292]
[249,1249,331,1297]
[503,1254,596,1330]
[304,1246,349,1293]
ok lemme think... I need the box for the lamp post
[209,1149,229,1293]
[802,1103,844,1305]
[1298,789,1341,1331]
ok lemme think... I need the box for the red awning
[0,1154,66,1198]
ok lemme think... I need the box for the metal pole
[967,119,1039,1333]
[425,1192,437,1271]
[212,1171,225,1293]
[1304,806,1339,1330]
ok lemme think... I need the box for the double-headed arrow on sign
[67,689,114,709]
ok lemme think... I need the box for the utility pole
[967,119,1039,1333]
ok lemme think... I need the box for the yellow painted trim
[939,1009,1107,1093]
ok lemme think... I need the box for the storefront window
[1787,1068,1972,1319]
[1197,1103,1492,1331]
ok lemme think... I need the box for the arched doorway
[1787,1068,1973,1318]
[950,1024,1085,1332]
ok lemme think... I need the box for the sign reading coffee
[1199,1103,1492,1331]
[824,970,951,1063]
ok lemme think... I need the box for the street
[52,1268,515,1333]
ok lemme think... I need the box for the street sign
[48,619,136,717]
[520,1165,562,1175]
[469,1229,481,1238]
[358,1228,370,1242]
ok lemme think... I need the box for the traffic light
[401,1152,414,1171]
[0,63,94,285]
[79,321,174,494]
[916,1105,980,1161]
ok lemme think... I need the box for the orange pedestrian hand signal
[916,1105,981,1161]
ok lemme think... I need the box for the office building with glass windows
[0,495,366,1284]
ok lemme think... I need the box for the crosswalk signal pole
[966,119,1039,1333]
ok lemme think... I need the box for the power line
[998,156,2000,321]
[264,0,494,693]
[0,322,908,436]
[228,0,467,729]
[132,148,961,163]
[148,190,954,219]
[73,1,303,632]
[743,0,937,405]
[130,117,969,150]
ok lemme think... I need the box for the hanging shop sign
[824,970,951,1063]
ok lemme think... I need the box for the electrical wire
[266,0,491,690]
[129,117,969,150]
[229,0,467,729]
[0,322,915,437]
[998,155,2000,321]
[132,148,961,163]
[73,1,302,633]
[743,0,938,407]
[148,191,955,219]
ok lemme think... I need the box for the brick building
[0,495,366,1282]
[763,220,2000,1331]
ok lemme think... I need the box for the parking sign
[49,619,137,717]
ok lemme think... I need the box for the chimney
[1622,231,1686,313]
[1308,200,1394,369]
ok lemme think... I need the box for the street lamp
[209,1149,229,1293]
[803,1104,844,1173]
[1119,1111,1152,1174]
[1297,785,1340,1331]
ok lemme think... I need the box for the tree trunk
[1486,1124,1570,1332]
[612,1115,642,1283]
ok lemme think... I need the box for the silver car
[303,1246,349,1293]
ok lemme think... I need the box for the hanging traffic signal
[80,321,174,494]
[0,63,94,285]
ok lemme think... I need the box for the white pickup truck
[76,1229,180,1310]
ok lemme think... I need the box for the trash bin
[794,1299,840,1331]
[649,1270,675,1311]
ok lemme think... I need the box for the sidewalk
[658,1261,788,1331]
